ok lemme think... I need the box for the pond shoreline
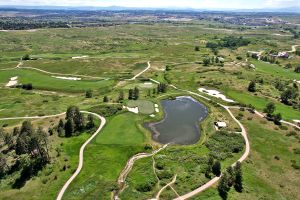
[145,96,208,145]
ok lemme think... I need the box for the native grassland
[0,18,299,200]
[195,108,300,200]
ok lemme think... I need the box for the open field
[0,10,299,200]
[195,109,300,200]
[0,69,115,93]
[62,112,147,199]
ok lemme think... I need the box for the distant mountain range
[0,5,300,13]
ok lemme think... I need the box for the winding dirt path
[114,144,168,199]
[288,45,299,53]
[127,61,151,81]
[155,174,177,200]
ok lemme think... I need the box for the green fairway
[225,89,300,121]
[63,113,146,199]
[252,60,300,80]
[95,113,145,145]
[0,69,114,92]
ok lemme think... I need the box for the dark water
[146,96,208,145]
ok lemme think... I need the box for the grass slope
[63,113,146,199]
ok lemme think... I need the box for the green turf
[127,100,155,115]
[195,114,300,200]
[225,89,300,121]
[252,60,300,80]
[63,112,146,199]
[0,69,114,93]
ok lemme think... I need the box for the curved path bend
[127,61,151,81]
[173,105,250,200]
[0,111,106,200]
[114,144,168,199]
[56,111,106,200]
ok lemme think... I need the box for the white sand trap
[6,76,18,87]
[154,104,159,108]
[123,106,139,114]
[52,76,81,81]
[149,114,155,118]
[144,82,153,85]
[198,88,235,103]
[155,108,159,113]
[72,55,89,59]
[293,120,300,124]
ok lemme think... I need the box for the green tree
[134,87,140,100]
[248,81,256,92]
[58,119,64,129]
[85,90,93,98]
[264,102,276,117]
[226,166,235,187]
[4,132,14,149]
[212,160,221,177]
[118,91,124,102]
[20,121,33,136]
[218,173,231,200]
[203,58,211,66]
[64,119,75,137]
[195,46,200,51]
[281,87,299,104]
[273,113,282,125]
[103,96,109,102]
[86,114,95,129]
[12,127,20,136]
[22,54,30,60]
[285,63,292,68]
[234,161,243,192]
[205,156,214,178]
[128,89,134,100]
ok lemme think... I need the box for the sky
[0,0,299,9]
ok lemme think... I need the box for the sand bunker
[6,76,18,87]
[198,88,234,103]
[52,76,81,81]
[123,106,139,114]
[72,56,89,59]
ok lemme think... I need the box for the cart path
[155,174,177,200]
[114,144,168,199]
[127,61,151,80]
[173,105,250,200]
[0,111,106,200]
[56,111,106,200]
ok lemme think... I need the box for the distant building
[214,121,227,130]
[277,52,289,58]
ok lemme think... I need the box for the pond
[146,96,208,145]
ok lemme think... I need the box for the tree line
[0,106,96,188]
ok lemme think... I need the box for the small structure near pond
[214,121,227,130]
